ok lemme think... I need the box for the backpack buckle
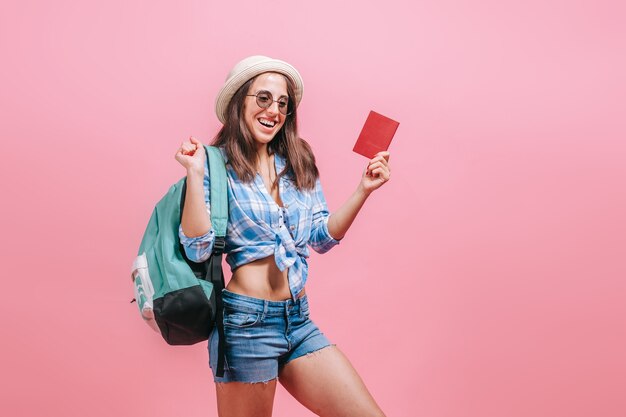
[213,237,226,254]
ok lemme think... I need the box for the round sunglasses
[246,90,292,115]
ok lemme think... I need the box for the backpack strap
[205,145,228,241]
[204,145,228,378]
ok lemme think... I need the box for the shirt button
[290,225,295,231]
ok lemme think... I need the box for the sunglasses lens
[277,98,289,115]
[256,92,272,108]
[253,92,291,115]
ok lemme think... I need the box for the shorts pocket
[223,310,260,328]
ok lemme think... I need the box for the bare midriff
[227,255,304,301]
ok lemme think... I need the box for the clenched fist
[175,136,206,176]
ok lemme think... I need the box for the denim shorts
[208,289,332,383]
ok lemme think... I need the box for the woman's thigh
[215,380,277,417]
[278,345,386,417]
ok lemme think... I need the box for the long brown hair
[212,73,319,190]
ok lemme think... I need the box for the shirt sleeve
[178,161,215,263]
[308,178,341,254]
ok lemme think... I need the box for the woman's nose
[266,100,279,116]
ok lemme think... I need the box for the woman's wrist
[356,183,372,199]
[186,166,204,179]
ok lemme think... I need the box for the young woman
[175,55,390,417]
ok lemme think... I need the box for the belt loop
[261,300,268,321]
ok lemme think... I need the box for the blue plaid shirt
[179,148,340,300]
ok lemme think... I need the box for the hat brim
[215,57,304,124]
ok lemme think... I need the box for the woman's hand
[175,136,206,176]
[359,151,391,195]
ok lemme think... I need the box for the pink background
[1,1,625,416]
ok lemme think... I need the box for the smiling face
[243,72,289,148]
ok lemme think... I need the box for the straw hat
[214,55,304,124]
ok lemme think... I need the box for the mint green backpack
[132,145,228,375]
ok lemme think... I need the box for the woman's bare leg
[278,345,385,417]
[215,380,277,417]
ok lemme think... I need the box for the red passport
[353,111,400,159]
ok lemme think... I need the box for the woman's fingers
[368,156,383,165]
[181,137,197,155]
[368,153,390,168]
[367,167,390,183]
[372,166,389,177]
[368,166,389,178]
[374,151,390,162]
[175,137,205,172]
[177,136,202,157]
[361,151,391,192]
[366,151,391,177]
[366,161,389,175]
[367,161,384,171]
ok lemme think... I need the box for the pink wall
[1,1,625,416]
